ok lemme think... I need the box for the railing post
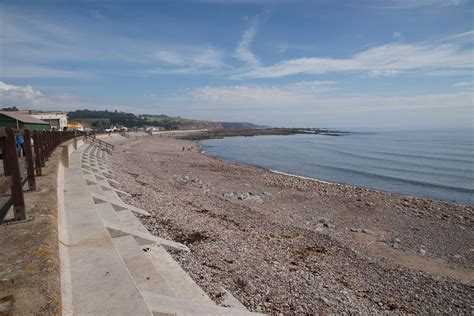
[40,131,46,166]
[43,131,48,159]
[5,127,26,221]
[2,139,10,177]
[33,130,42,176]
[47,131,52,156]
[24,129,36,191]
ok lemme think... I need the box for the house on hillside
[0,111,50,130]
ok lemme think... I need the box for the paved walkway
[58,140,260,315]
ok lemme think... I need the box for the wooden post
[5,128,26,221]
[43,131,48,159]
[46,131,51,156]
[39,131,46,166]
[33,130,42,176]
[2,139,9,177]
[24,129,36,191]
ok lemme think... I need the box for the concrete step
[142,244,213,305]
[221,288,249,311]
[141,291,261,316]
[116,209,149,233]
[103,220,188,252]
[111,235,176,296]
[95,202,122,224]
[90,192,150,216]
[61,171,152,315]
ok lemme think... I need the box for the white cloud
[234,19,261,67]
[452,80,474,87]
[152,48,224,69]
[191,81,337,107]
[155,82,473,128]
[367,69,400,77]
[382,0,467,8]
[1,63,91,79]
[189,81,473,113]
[1,5,228,79]
[153,51,187,65]
[0,81,44,101]
[0,81,96,110]
[423,70,474,76]
[238,31,473,78]
[393,32,402,38]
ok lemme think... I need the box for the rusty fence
[0,127,76,223]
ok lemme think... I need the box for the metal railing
[0,127,76,222]
[79,131,115,151]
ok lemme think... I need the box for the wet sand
[109,133,473,314]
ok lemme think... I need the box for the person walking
[16,132,25,157]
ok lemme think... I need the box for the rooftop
[0,111,50,125]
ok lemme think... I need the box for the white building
[30,112,68,130]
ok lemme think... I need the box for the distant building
[0,111,50,130]
[30,112,68,130]
[67,121,84,131]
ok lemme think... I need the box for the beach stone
[234,277,256,292]
[320,296,333,306]
[361,228,374,235]
[390,236,401,248]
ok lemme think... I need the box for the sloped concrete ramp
[58,141,261,315]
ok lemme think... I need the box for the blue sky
[0,0,473,128]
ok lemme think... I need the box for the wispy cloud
[237,31,473,78]
[234,19,261,67]
[1,63,92,79]
[378,0,467,8]
[452,80,474,87]
[157,81,474,127]
[189,80,473,112]
[1,5,228,79]
[192,80,337,107]
[150,47,227,74]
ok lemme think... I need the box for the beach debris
[313,217,335,231]
[177,175,208,188]
[222,191,267,203]
[350,228,374,235]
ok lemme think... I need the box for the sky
[0,0,473,129]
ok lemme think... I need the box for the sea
[200,128,474,205]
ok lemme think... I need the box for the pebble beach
[109,133,473,314]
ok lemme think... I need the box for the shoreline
[200,147,472,208]
[109,134,473,314]
[197,136,473,207]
